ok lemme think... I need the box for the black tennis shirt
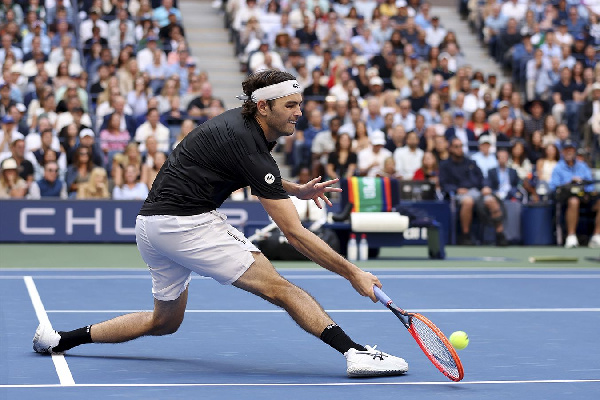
[139,108,289,216]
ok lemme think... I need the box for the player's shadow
[65,353,348,379]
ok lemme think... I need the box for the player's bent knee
[150,317,183,336]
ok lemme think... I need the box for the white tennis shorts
[135,211,259,301]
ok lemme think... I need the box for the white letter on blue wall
[66,208,102,235]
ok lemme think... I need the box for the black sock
[320,324,366,354]
[53,325,93,352]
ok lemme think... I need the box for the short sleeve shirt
[139,108,288,216]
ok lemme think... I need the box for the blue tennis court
[1,267,600,399]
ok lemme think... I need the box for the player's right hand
[350,270,381,303]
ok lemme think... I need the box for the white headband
[236,80,302,102]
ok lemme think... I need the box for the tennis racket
[373,286,464,382]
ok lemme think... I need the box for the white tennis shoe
[564,234,579,248]
[345,345,408,377]
[33,323,61,354]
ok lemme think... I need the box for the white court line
[23,276,75,386]
[1,379,599,388]
[44,308,600,314]
[3,273,600,280]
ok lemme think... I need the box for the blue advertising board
[0,200,450,244]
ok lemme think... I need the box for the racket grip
[373,286,392,305]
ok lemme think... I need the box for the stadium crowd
[0,0,599,247]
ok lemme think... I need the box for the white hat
[1,158,18,170]
[592,82,600,91]
[79,128,95,138]
[16,103,26,113]
[369,76,384,86]
[370,130,387,146]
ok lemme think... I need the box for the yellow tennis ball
[449,331,469,350]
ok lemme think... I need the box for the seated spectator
[79,8,108,46]
[145,48,170,95]
[28,160,67,199]
[488,148,521,200]
[99,112,130,163]
[413,151,440,192]
[127,77,152,119]
[466,108,489,138]
[508,139,532,181]
[134,108,170,153]
[65,145,96,195]
[154,0,182,28]
[326,132,357,180]
[76,166,110,199]
[579,82,600,153]
[136,35,165,69]
[187,82,224,119]
[172,118,196,149]
[393,130,423,180]
[112,164,149,200]
[2,135,34,184]
[357,130,392,176]
[0,157,27,198]
[470,136,498,179]
[445,110,476,155]
[439,137,508,246]
[100,95,137,138]
[549,140,600,248]
[312,116,341,178]
[479,113,510,154]
[551,66,584,135]
[32,128,66,176]
[112,142,143,187]
[141,150,166,190]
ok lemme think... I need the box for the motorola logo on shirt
[264,173,275,184]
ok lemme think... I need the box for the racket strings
[411,318,461,380]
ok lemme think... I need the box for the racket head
[407,313,464,382]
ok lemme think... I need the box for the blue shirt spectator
[153,0,182,28]
[549,141,594,192]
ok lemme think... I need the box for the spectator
[394,99,416,133]
[357,129,392,176]
[524,97,550,138]
[551,66,584,135]
[579,82,600,152]
[312,116,341,178]
[76,128,104,168]
[65,145,95,195]
[99,112,130,162]
[112,163,149,200]
[480,113,510,154]
[439,137,508,246]
[549,139,600,248]
[487,148,520,200]
[187,82,224,119]
[32,128,66,175]
[100,95,137,139]
[535,142,559,185]
[508,139,532,181]
[153,0,182,28]
[136,35,166,70]
[326,132,357,180]
[141,150,166,190]
[470,135,498,179]
[79,7,108,46]
[0,156,26,198]
[393,130,423,180]
[28,160,67,199]
[134,108,170,153]
[433,132,449,163]
[445,110,476,155]
[76,166,110,199]
[413,150,439,190]
[172,118,196,149]
[127,77,152,119]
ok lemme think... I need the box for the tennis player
[33,70,408,377]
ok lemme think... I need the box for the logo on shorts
[264,173,275,184]
[292,83,300,89]
[227,230,246,244]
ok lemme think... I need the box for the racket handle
[373,286,392,305]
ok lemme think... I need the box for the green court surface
[1,244,598,270]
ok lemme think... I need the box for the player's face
[264,93,303,139]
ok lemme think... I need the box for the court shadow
[65,353,347,379]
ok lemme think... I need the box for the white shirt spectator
[358,147,392,177]
[134,122,170,153]
[500,0,527,22]
[393,146,423,179]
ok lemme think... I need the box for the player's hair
[241,69,297,118]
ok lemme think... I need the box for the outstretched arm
[259,196,381,301]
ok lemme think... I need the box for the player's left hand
[296,176,342,209]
